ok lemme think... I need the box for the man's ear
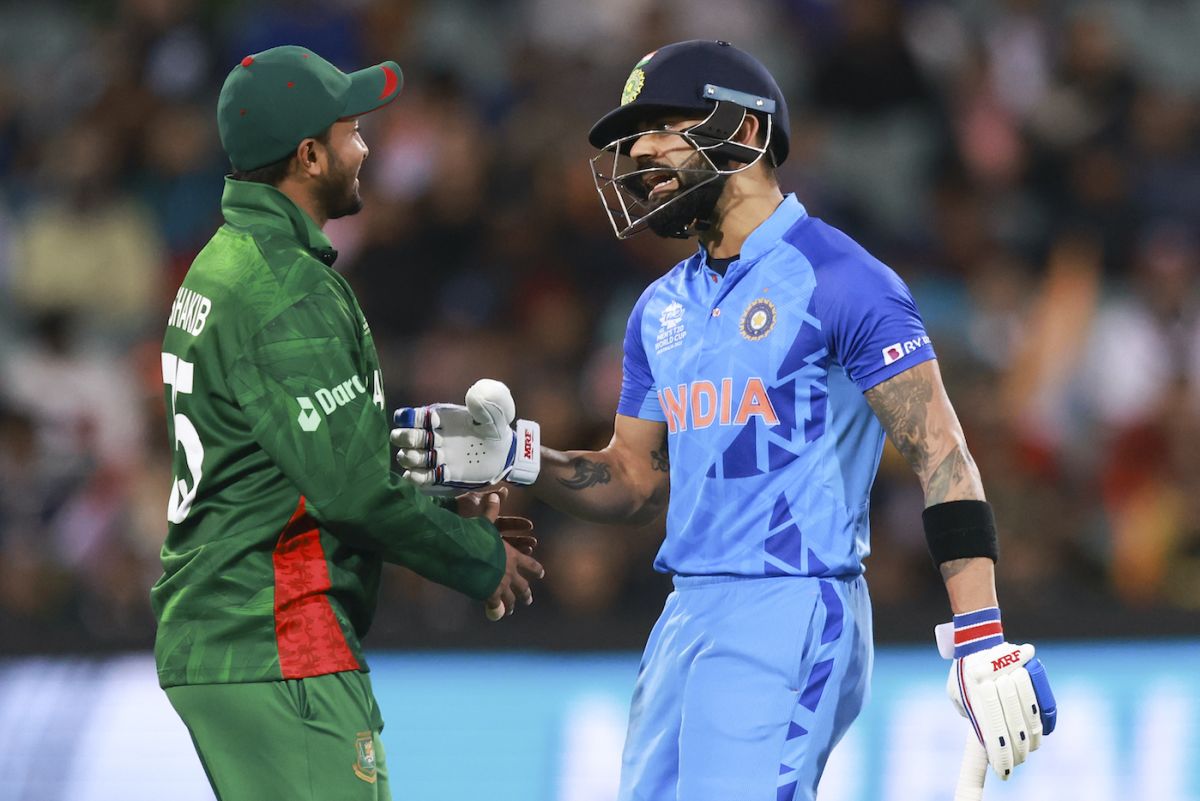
[734,112,761,147]
[295,137,323,178]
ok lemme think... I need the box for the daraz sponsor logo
[296,371,384,432]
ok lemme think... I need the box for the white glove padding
[945,640,1044,781]
[391,379,540,494]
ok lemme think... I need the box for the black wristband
[922,500,998,566]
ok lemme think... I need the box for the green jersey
[152,178,505,688]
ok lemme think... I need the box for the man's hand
[937,608,1058,781]
[391,379,540,493]
[486,541,544,621]
[450,487,542,619]
[452,488,538,555]
[496,516,537,555]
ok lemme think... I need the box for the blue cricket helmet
[589,40,790,166]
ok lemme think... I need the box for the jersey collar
[739,193,807,263]
[220,177,339,266]
[690,194,808,278]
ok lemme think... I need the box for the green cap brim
[341,61,404,119]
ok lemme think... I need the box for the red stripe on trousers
[273,496,359,679]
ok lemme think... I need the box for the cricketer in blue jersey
[392,39,1057,801]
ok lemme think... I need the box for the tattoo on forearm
[865,365,984,504]
[865,370,935,475]
[650,444,669,473]
[926,449,972,506]
[558,458,612,490]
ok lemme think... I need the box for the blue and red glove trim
[953,606,1004,658]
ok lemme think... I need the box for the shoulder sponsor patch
[881,335,932,366]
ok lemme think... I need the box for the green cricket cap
[218,45,404,171]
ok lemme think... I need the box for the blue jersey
[617,195,935,578]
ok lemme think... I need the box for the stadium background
[0,0,1197,798]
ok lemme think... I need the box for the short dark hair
[230,126,332,186]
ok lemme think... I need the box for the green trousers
[166,670,390,801]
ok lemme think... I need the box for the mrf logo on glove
[991,649,1022,672]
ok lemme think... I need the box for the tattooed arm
[532,414,671,526]
[865,359,998,614]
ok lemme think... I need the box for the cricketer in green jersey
[152,46,544,801]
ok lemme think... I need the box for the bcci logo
[621,50,655,106]
[622,68,645,106]
[740,298,776,341]
[353,731,377,783]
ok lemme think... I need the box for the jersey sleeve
[227,288,505,601]
[616,284,667,421]
[813,255,936,392]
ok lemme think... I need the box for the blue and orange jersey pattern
[618,195,935,578]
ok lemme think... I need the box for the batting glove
[391,379,540,494]
[935,607,1058,781]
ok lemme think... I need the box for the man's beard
[318,152,364,220]
[643,154,727,239]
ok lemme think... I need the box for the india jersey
[153,178,505,688]
[618,195,934,578]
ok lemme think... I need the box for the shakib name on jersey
[167,286,214,337]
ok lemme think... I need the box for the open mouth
[643,171,680,199]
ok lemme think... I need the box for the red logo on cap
[379,65,398,100]
[241,56,254,67]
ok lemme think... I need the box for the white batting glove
[391,379,540,494]
[935,607,1058,781]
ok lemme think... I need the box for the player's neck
[277,180,329,229]
[700,180,785,259]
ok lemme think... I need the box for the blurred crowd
[1,0,1199,653]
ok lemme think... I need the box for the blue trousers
[618,574,873,801]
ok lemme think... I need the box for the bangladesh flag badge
[353,731,377,783]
